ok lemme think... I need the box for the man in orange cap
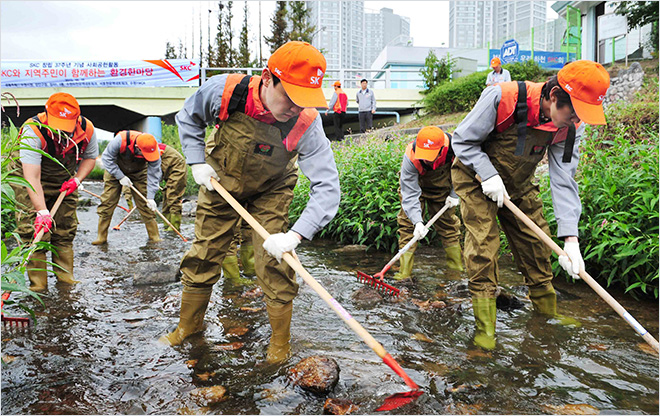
[326,80,348,141]
[486,57,511,86]
[451,60,610,349]
[394,126,463,282]
[12,92,98,290]
[92,130,162,245]
[160,41,340,366]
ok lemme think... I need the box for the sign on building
[490,49,577,69]
[500,39,519,64]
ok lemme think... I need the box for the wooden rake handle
[209,177,420,390]
[32,191,67,246]
[113,207,137,230]
[80,188,130,212]
[128,185,188,242]
[503,197,659,352]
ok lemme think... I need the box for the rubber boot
[266,299,293,364]
[159,287,212,346]
[392,251,414,281]
[222,255,255,286]
[27,251,49,292]
[239,243,256,277]
[145,219,161,242]
[445,245,465,272]
[92,216,112,245]
[169,213,182,232]
[472,297,497,350]
[52,246,80,285]
[529,287,581,327]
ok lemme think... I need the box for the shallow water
[2,180,658,415]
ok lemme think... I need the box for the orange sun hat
[45,92,80,132]
[268,41,328,108]
[136,133,160,162]
[415,126,448,162]
[557,60,610,125]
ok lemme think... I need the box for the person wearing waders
[12,92,98,291]
[393,126,463,282]
[156,143,188,231]
[160,41,341,366]
[222,219,257,286]
[92,130,162,245]
[451,60,610,350]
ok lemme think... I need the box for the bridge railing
[201,67,424,89]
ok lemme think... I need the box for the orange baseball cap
[557,60,610,125]
[136,133,160,162]
[415,126,448,162]
[490,57,501,67]
[45,92,80,133]
[268,41,328,108]
[333,81,341,87]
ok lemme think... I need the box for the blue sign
[490,49,577,69]
[500,39,519,64]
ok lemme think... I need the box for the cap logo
[59,107,72,117]
[422,139,434,148]
[310,76,321,85]
[317,69,324,77]
[564,83,573,92]
[598,94,606,102]
[273,67,283,76]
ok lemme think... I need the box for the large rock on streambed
[132,263,180,285]
[289,356,340,394]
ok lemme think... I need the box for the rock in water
[495,291,524,311]
[323,398,358,415]
[351,285,383,308]
[132,263,180,285]
[289,356,340,394]
[190,385,227,405]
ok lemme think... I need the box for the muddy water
[2,180,658,415]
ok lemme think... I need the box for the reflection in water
[1,181,658,414]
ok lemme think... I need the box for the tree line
[164,1,316,68]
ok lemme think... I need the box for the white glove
[263,230,301,263]
[558,241,584,280]
[119,176,132,187]
[445,195,460,208]
[481,175,509,208]
[191,163,220,191]
[146,199,157,211]
[78,181,85,193]
[413,222,428,240]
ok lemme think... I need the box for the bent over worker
[160,41,340,366]
[394,126,463,282]
[12,92,98,291]
[451,60,610,350]
[157,143,188,231]
[92,130,162,245]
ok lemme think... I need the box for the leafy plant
[420,50,458,94]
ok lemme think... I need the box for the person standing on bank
[160,41,340,366]
[394,126,463,282]
[486,57,512,86]
[326,81,348,141]
[92,130,162,245]
[13,92,98,291]
[451,60,610,350]
[356,78,376,133]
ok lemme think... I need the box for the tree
[265,1,289,53]
[288,1,315,43]
[225,1,235,66]
[419,50,458,94]
[178,39,187,59]
[236,1,252,68]
[165,41,177,59]
[615,1,658,53]
[210,1,231,67]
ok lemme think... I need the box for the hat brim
[415,147,440,162]
[571,96,606,125]
[142,150,160,162]
[280,80,328,109]
[48,115,77,133]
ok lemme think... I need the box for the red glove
[60,177,81,196]
[34,210,53,239]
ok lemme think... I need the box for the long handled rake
[80,188,130,212]
[209,177,423,411]
[503,196,659,353]
[2,191,67,328]
[113,206,137,231]
[356,202,452,297]
[128,185,188,242]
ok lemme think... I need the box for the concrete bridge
[1,86,424,139]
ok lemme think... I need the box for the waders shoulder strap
[513,81,528,156]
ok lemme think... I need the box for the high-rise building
[364,8,411,68]
[449,1,548,50]
[308,1,365,69]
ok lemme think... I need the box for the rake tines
[1,292,31,328]
[356,271,400,297]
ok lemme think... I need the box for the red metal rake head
[356,271,400,297]
[1,292,31,328]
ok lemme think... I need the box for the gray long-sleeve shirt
[356,88,376,112]
[400,156,458,225]
[19,124,98,165]
[452,85,584,238]
[175,74,340,240]
[102,135,162,199]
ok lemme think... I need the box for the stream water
[2,180,658,415]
